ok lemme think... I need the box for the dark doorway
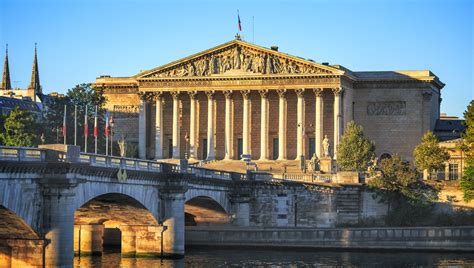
[273,138,279,160]
[202,139,208,160]
[103,227,121,252]
[168,138,173,158]
[237,138,243,159]
[308,138,315,158]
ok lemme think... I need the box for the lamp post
[110,118,115,156]
[184,132,189,160]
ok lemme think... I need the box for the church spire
[29,43,41,95]
[1,44,11,90]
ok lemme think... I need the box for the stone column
[296,88,305,160]
[171,92,180,159]
[188,91,198,160]
[160,178,188,258]
[138,93,147,159]
[314,88,324,158]
[333,88,343,159]
[206,91,215,160]
[41,179,79,267]
[241,90,251,156]
[259,89,269,160]
[224,90,234,160]
[277,89,287,160]
[76,224,104,256]
[154,92,164,159]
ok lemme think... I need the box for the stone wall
[186,226,474,252]
[353,83,440,161]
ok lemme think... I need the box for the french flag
[93,105,98,138]
[105,111,109,137]
[84,105,88,137]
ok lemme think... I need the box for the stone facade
[95,39,443,163]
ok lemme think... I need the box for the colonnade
[138,88,344,161]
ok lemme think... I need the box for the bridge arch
[0,205,44,266]
[185,195,232,226]
[73,182,160,222]
[74,192,162,257]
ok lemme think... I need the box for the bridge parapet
[0,146,48,162]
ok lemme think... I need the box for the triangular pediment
[136,39,343,79]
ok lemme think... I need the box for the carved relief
[144,45,332,78]
[367,101,406,116]
[113,105,139,118]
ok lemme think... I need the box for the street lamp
[184,132,189,160]
[110,118,115,156]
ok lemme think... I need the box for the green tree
[413,131,449,179]
[0,107,40,147]
[336,121,375,171]
[43,84,108,153]
[460,100,474,201]
[368,155,438,226]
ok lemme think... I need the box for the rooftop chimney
[270,46,279,51]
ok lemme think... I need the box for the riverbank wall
[185,226,474,252]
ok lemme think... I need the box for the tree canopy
[0,107,40,147]
[368,155,438,226]
[460,100,474,201]
[413,131,449,178]
[336,121,375,171]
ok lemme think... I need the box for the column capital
[295,88,305,97]
[258,89,269,98]
[150,91,163,101]
[205,90,215,99]
[241,89,251,99]
[277,89,287,97]
[188,90,198,100]
[313,88,324,97]
[170,91,180,100]
[223,90,233,99]
[137,91,153,101]
[332,87,344,96]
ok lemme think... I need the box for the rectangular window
[449,164,459,180]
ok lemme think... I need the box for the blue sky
[1,0,472,117]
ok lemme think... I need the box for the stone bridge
[0,145,372,267]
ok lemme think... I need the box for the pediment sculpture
[143,45,333,78]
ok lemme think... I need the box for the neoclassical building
[95,38,444,162]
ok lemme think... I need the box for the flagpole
[84,105,88,153]
[74,105,77,146]
[105,110,109,156]
[94,105,98,154]
[63,105,67,145]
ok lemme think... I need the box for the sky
[0,0,472,118]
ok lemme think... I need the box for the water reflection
[74,248,474,267]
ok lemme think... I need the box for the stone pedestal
[74,224,104,256]
[320,157,334,173]
[121,225,164,257]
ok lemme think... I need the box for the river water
[74,248,474,267]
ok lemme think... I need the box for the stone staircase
[336,187,361,224]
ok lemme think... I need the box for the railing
[187,166,234,180]
[80,153,162,172]
[273,173,335,183]
[0,146,47,162]
[0,146,340,184]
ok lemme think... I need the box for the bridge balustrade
[0,146,47,162]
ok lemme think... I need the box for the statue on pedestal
[118,136,127,158]
[308,153,320,172]
[322,135,331,158]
